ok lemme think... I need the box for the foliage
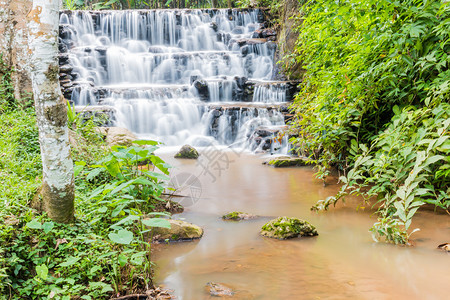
[312,104,449,243]
[288,0,450,243]
[0,62,174,297]
[1,137,173,298]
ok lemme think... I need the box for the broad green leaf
[108,229,134,244]
[36,264,48,280]
[42,221,54,234]
[142,218,171,229]
[26,219,42,230]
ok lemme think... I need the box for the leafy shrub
[286,0,450,243]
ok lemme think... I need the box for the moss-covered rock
[150,219,203,241]
[260,216,318,239]
[174,144,199,159]
[222,211,257,221]
[263,156,310,167]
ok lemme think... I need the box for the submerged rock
[222,211,257,221]
[174,144,199,159]
[260,216,318,240]
[437,243,450,252]
[205,282,234,297]
[151,219,203,242]
[263,156,310,167]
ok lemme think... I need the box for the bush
[286,0,450,243]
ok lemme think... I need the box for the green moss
[174,144,199,159]
[260,216,318,239]
[266,157,309,167]
[222,211,245,220]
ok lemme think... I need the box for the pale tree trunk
[27,0,75,223]
[0,0,33,103]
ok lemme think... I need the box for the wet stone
[222,211,258,221]
[260,216,318,240]
[205,282,234,297]
[174,144,199,159]
[263,156,310,167]
[151,219,203,242]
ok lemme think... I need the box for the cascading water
[59,9,293,150]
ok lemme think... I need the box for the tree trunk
[0,0,33,103]
[227,0,232,8]
[212,0,218,8]
[27,0,75,223]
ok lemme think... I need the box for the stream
[153,149,449,300]
[58,8,449,299]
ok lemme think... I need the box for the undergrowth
[0,55,173,299]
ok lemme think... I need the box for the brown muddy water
[153,149,449,300]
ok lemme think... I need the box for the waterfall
[59,9,292,150]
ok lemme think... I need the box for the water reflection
[153,150,450,300]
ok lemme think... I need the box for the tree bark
[27,0,75,223]
[0,0,33,103]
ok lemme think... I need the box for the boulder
[205,282,234,297]
[151,219,203,241]
[174,144,199,159]
[96,127,137,147]
[263,156,310,167]
[260,216,318,240]
[222,211,258,221]
[192,79,209,100]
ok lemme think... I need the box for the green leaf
[36,264,48,280]
[118,254,127,267]
[109,229,134,244]
[42,221,54,234]
[86,168,103,181]
[60,256,81,267]
[110,214,140,228]
[26,219,42,230]
[142,218,171,229]
[133,139,159,146]
[74,161,86,177]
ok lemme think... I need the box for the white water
[61,9,290,149]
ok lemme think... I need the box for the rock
[151,219,203,241]
[222,211,258,221]
[59,64,73,73]
[205,282,234,297]
[210,22,218,31]
[240,45,249,56]
[260,216,318,240]
[261,28,277,38]
[193,79,209,100]
[263,156,310,167]
[437,243,450,252]
[96,127,137,147]
[174,144,199,159]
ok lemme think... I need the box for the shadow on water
[153,149,450,300]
